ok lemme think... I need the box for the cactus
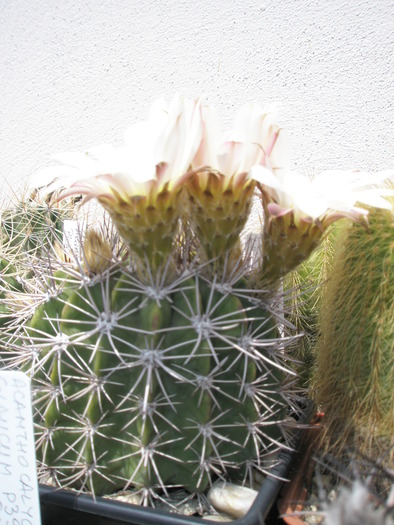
[0,259,24,327]
[1,96,392,504]
[314,202,394,459]
[283,230,337,388]
[0,193,74,267]
[1,226,297,499]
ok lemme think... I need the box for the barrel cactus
[1,95,392,503]
[5,233,291,498]
[0,97,298,501]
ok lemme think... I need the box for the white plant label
[0,371,41,525]
[63,219,86,260]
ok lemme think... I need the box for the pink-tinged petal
[229,103,290,173]
[263,128,280,159]
[239,142,267,172]
[348,206,370,218]
[230,103,277,143]
[217,141,245,176]
[267,202,292,218]
[155,162,170,185]
[230,104,258,142]
[322,207,369,227]
[141,94,203,183]
[299,215,314,224]
[222,142,256,175]
[192,103,220,170]
[96,173,132,198]
[265,128,291,172]
[191,101,288,180]
[58,181,108,203]
[216,141,261,176]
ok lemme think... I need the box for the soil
[277,420,394,525]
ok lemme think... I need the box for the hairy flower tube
[251,166,394,284]
[32,95,204,273]
[186,103,289,268]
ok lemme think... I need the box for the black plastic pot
[39,401,314,525]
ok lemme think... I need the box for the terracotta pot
[277,414,324,525]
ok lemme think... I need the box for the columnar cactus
[314,200,394,459]
[283,231,336,387]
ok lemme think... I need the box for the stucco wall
[0,0,392,202]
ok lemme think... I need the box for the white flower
[29,143,122,196]
[251,166,394,225]
[253,167,393,285]
[192,102,289,178]
[29,94,203,202]
[121,94,203,192]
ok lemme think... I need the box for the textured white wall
[0,0,393,201]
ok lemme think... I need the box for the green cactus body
[0,259,26,329]
[315,205,394,458]
[283,231,336,387]
[6,260,291,497]
[0,200,73,264]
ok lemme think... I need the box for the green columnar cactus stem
[284,231,336,387]
[314,204,394,459]
[1,252,295,498]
